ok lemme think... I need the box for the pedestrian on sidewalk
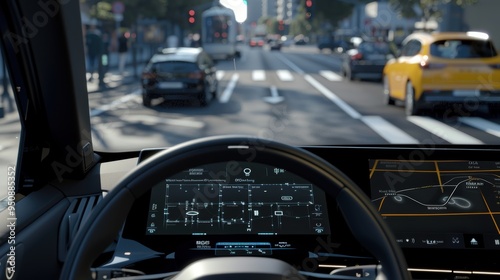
[85,24,103,82]
[118,32,129,75]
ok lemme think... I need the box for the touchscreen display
[145,161,331,236]
[369,159,500,250]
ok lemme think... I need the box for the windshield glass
[4,0,500,158]
[431,39,497,58]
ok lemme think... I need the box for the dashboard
[106,145,500,279]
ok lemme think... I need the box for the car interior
[0,0,499,280]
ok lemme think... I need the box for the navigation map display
[145,162,331,236]
[369,159,500,250]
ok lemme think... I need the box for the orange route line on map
[479,190,500,235]
[378,196,386,212]
[434,161,443,193]
[369,160,379,179]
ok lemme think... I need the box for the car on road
[317,37,337,51]
[383,31,500,115]
[141,47,218,107]
[294,34,309,45]
[249,36,265,47]
[342,40,393,81]
[268,38,283,51]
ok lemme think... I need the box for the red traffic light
[305,0,312,7]
[188,9,195,24]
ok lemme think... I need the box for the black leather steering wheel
[59,135,411,280]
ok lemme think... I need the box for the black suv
[141,47,218,107]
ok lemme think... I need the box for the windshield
[3,1,500,277]
[430,39,498,58]
[2,0,500,160]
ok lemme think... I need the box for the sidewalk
[86,64,145,93]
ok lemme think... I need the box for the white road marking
[275,53,305,74]
[319,70,343,82]
[276,70,294,81]
[252,70,266,81]
[216,71,225,80]
[264,86,284,104]
[304,74,362,119]
[219,73,239,103]
[361,116,419,144]
[120,114,204,129]
[407,116,483,144]
[90,89,141,117]
[458,117,500,138]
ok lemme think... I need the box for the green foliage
[88,1,114,21]
[290,0,373,36]
[83,0,168,27]
[84,0,213,28]
[314,0,356,26]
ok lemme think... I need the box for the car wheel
[142,94,152,107]
[383,76,395,105]
[211,83,218,100]
[343,67,355,81]
[405,81,420,116]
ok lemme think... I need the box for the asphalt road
[87,44,500,152]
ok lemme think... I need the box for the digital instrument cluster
[121,160,333,261]
[145,161,331,236]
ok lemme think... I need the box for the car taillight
[351,53,363,60]
[142,72,156,80]
[188,71,204,79]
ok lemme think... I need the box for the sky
[220,0,248,23]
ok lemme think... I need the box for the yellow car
[383,32,500,115]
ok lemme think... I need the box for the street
[88,44,500,152]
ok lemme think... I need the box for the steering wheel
[59,135,411,280]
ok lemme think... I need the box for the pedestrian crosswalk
[216,70,343,82]
[217,69,343,82]
[217,69,344,83]
[214,69,500,145]
[407,116,483,144]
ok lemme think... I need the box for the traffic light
[305,0,313,20]
[188,9,195,24]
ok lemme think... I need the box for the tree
[83,0,213,29]
[313,0,363,28]
[389,0,477,28]
[289,0,313,36]
[119,0,168,26]
[83,0,169,26]
[290,0,373,37]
